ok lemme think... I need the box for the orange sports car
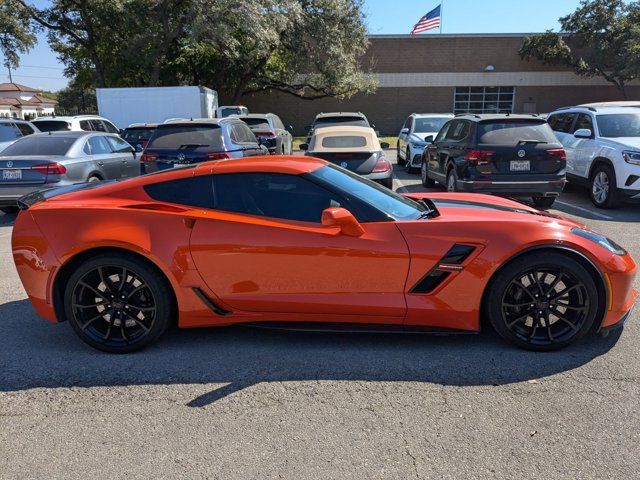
[11,156,637,353]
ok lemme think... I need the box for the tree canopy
[0,0,37,70]
[519,0,640,98]
[13,0,376,103]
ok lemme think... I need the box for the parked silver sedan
[0,131,139,213]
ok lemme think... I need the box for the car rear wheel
[421,159,435,187]
[64,253,173,353]
[532,196,556,209]
[397,144,406,166]
[590,164,620,209]
[485,252,599,351]
[87,175,101,183]
[446,168,458,192]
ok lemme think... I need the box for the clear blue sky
[3,0,584,92]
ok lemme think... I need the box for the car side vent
[441,244,476,265]
[411,271,451,294]
[625,175,639,187]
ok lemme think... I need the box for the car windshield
[239,118,271,129]
[0,135,76,156]
[308,164,428,221]
[413,117,450,133]
[221,108,243,117]
[596,114,640,138]
[320,136,368,149]
[32,120,71,132]
[477,121,558,145]
[314,117,369,128]
[146,125,223,149]
[0,124,21,142]
[122,128,155,142]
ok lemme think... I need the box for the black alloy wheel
[64,254,172,353]
[485,252,599,351]
[421,159,435,187]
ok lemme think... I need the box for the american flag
[410,5,441,35]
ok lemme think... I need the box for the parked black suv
[420,114,566,208]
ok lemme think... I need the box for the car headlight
[409,141,426,149]
[622,150,640,166]
[571,227,627,255]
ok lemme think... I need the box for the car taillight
[372,157,391,173]
[31,162,66,175]
[464,150,495,165]
[253,130,276,137]
[205,152,231,160]
[547,148,567,161]
[140,153,158,162]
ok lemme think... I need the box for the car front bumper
[456,178,566,197]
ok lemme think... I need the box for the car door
[189,172,410,318]
[85,135,121,179]
[426,121,451,179]
[548,112,578,175]
[573,113,597,179]
[106,135,137,178]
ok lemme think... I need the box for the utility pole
[7,64,13,83]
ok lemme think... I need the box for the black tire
[396,143,406,166]
[0,206,18,214]
[484,251,599,351]
[421,158,435,187]
[590,164,620,209]
[446,168,458,192]
[64,253,173,353]
[532,196,556,209]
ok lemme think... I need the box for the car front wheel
[590,164,620,209]
[421,159,435,187]
[64,253,173,353]
[397,143,406,166]
[485,251,599,351]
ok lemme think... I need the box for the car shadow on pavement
[0,299,623,407]
[0,212,16,226]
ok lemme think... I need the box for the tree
[519,0,640,98]
[0,0,37,70]
[56,77,97,113]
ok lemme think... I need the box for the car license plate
[510,160,530,172]
[2,169,22,181]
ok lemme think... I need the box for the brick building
[238,34,640,135]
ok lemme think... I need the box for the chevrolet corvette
[11,156,637,353]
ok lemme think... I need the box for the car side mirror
[400,128,409,134]
[574,128,592,139]
[321,207,365,237]
[135,145,143,152]
[287,125,294,133]
[424,135,434,143]
[380,141,390,149]
[299,143,309,151]
[304,125,311,132]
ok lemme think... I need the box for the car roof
[454,113,546,122]
[156,118,236,128]
[29,131,112,139]
[410,113,455,118]
[32,115,106,122]
[126,123,158,128]
[580,101,640,108]
[314,112,366,119]
[552,105,640,115]
[234,114,272,119]
[311,125,375,136]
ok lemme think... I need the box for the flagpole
[440,0,444,34]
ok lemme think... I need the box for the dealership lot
[1,152,639,479]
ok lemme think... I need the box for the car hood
[410,132,437,143]
[600,137,640,150]
[405,192,585,229]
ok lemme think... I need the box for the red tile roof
[0,82,40,93]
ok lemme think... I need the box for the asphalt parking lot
[1,152,639,479]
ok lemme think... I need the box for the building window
[454,87,515,114]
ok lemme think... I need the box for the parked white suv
[547,105,640,208]
[32,115,120,134]
[397,113,454,172]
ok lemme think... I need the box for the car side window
[212,172,348,223]
[106,136,133,153]
[79,120,93,131]
[445,120,469,141]
[574,113,594,134]
[272,116,284,130]
[87,136,112,154]
[103,121,119,134]
[548,113,577,133]
[235,124,257,143]
[435,121,451,142]
[15,123,34,136]
[143,175,214,208]
[90,120,107,132]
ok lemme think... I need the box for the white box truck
[96,86,218,129]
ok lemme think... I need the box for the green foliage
[0,0,37,69]
[56,78,98,113]
[519,0,640,97]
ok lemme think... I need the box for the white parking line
[554,200,614,220]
